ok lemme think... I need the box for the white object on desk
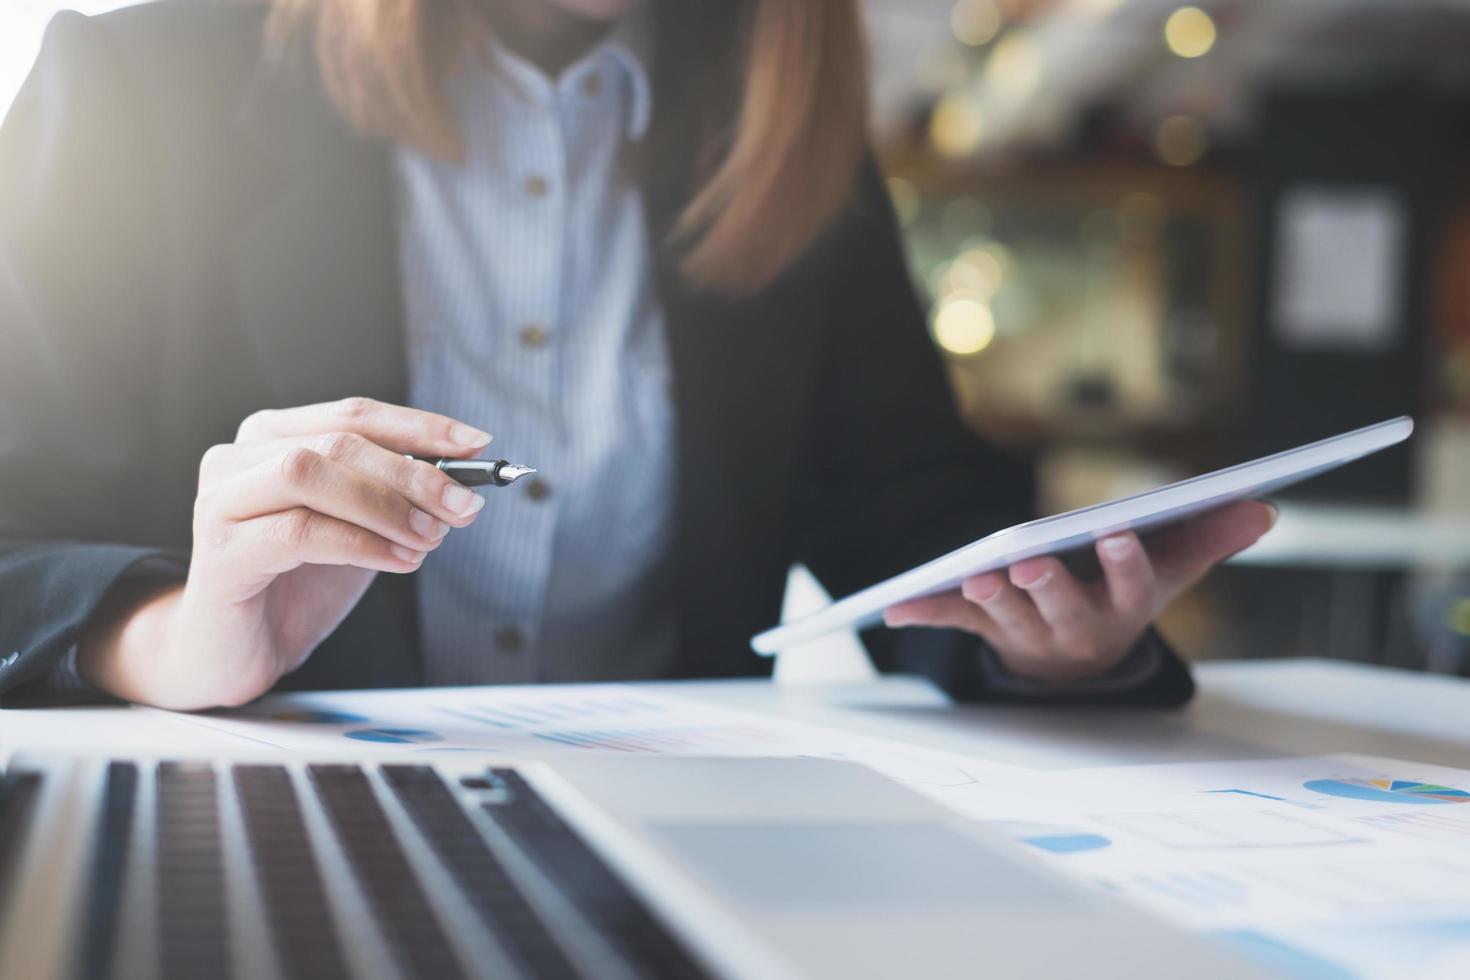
[771,564,876,687]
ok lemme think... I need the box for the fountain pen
[406,456,537,488]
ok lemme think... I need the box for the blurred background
[5,0,1470,675]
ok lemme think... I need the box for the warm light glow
[950,0,1002,47]
[933,297,996,355]
[1164,6,1217,59]
[1154,115,1208,166]
[929,93,984,158]
[984,31,1043,96]
[1069,0,1126,20]
[886,177,921,227]
[940,247,1006,299]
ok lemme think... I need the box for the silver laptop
[0,754,1264,979]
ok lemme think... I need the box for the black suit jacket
[0,2,1193,705]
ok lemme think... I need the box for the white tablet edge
[752,416,1413,654]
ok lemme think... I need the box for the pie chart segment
[984,820,1112,854]
[1303,777,1470,805]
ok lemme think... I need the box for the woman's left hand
[882,500,1277,684]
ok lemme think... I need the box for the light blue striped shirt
[395,18,678,685]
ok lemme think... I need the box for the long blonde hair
[266,0,869,293]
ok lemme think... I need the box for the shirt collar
[481,10,653,142]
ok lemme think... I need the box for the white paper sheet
[152,684,1009,791]
[911,754,1470,979]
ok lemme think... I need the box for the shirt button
[494,627,525,654]
[524,174,549,198]
[522,477,550,502]
[517,323,549,349]
[580,72,603,98]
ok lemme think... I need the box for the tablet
[751,416,1413,654]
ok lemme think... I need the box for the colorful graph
[344,728,444,744]
[267,708,368,725]
[984,820,1112,854]
[1303,778,1470,805]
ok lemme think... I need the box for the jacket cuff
[976,629,1166,697]
[0,545,186,704]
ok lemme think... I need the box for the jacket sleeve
[0,13,188,703]
[793,158,1193,707]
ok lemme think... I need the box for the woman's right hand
[78,398,493,709]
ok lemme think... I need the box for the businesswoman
[0,0,1271,709]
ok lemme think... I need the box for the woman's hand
[882,500,1277,684]
[78,397,493,709]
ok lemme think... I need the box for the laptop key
[156,762,230,980]
[382,764,584,980]
[77,762,137,980]
[307,764,466,980]
[234,765,352,980]
[482,769,715,980]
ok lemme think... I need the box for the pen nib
[497,463,536,485]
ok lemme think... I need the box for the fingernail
[884,608,910,627]
[409,509,447,540]
[965,576,1002,602]
[1014,567,1052,589]
[1099,536,1135,561]
[451,424,492,447]
[390,544,425,563]
[1265,502,1281,528]
[444,484,485,517]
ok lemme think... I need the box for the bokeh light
[950,0,1003,47]
[1164,6,1217,59]
[933,296,997,355]
[929,92,984,158]
[984,31,1043,98]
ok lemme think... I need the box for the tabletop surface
[4,658,1467,771]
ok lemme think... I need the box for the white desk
[4,657,1466,772]
[4,658,1467,980]
[650,657,1470,771]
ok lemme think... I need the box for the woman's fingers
[884,590,990,634]
[236,507,426,576]
[961,570,1052,652]
[199,448,453,553]
[199,433,485,524]
[234,396,492,456]
[1145,500,1278,590]
[1097,532,1157,623]
[1007,557,1102,659]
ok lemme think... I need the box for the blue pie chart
[1303,778,1470,805]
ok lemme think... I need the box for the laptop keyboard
[1,759,715,980]
[310,764,467,980]
[381,765,583,980]
[235,765,352,980]
[156,762,231,979]
[484,769,716,980]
